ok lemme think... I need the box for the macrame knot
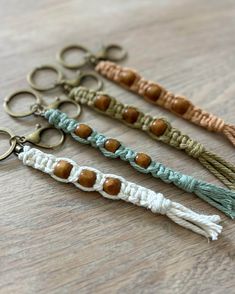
[95,61,118,80]
[179,175,197,193]
[120,148,136,161]
[159,91,175,109]
[111,102,124,118]
[136,78,150,96]
[183,139,204,158]
[167,129,204,158]
[44,109,77,133]
[201,114,225,132]
[90,132,106,147]
[141,191,172,215]
[141,115,155,131]
[69,86,92,104]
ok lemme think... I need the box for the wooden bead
[119,70,136,87]
[145,84,162,102]
[78,169,96,188]
[103,177,121,195]
[94,95,111,111]
[122,107,139,124]
[172,96,191,115]
[74,124,92,139]
[104,139,120,153]
[135,153,151,168]
[54,160,73,179]
[150,119,167,136]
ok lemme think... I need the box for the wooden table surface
[1,0,235,293]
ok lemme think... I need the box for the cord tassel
[44,109,235,217]
[95,61,235,147]
[199,151,235,190]
[222,124,235,147]
[18,146,222,240]
[68,86,235,190]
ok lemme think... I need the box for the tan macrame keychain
[57,44,235,146]
[27,64,235,191]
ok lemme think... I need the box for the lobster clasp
[28,64,103,92]
[94,44,127,63]
[45,97,82,118]
[61,71,103,92]
[0,124,65,161]
[24,124,65,149]
[4,89,81,119]
[57,43,127,69]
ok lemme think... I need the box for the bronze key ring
[4,89,42,118]
[27,64,103,92]
[0,128,17,161]
[57,44,127,69]
[4,89,81,118]
[27,65,63,91]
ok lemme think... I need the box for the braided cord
[68,86,235,190]
[43,109,235,217]
[95,61,235,147]
[18,145,223,240]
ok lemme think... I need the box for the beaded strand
[43,108,235,217]
[95,61,235,147]
[67,86,235,190]
[18,145,223,240]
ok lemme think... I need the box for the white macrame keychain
[18,145,222,240]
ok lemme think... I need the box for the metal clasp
[57,44,127,69]
[23,124,65,149]
[27,64,103,92]
[0,124,65,161]
[4,89,81,118]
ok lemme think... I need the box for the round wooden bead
[54,160,73,179]
[94,95,111,111]
[74,124,92,139]
[135,153,151,168]
[103,177,121,195]
[104,139,120,153]
[172,96,191,115]
[145,84,162,102]
[78,169,97,188]
[122,107,139,124]
[150,119,167,136]
[119,70,136,87]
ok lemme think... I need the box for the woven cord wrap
[95,61,235,147]
[43,109,235,217]
[18,145,222,240]
[68,86,235,190]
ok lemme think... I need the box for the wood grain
[1,0,235,293]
